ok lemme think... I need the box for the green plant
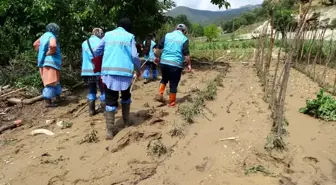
[204,24,220,42]
[244,165,273,176]
[179,74,223,123]
[299,89,336,121]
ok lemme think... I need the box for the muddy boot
[45,99,57,107]
[54,95,61,103]
[122,104,131,127]
[100,102,106,114]
[89,100,96,117]
[155,83,166,102]
[105,111,116,140]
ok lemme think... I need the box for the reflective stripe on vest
[160,59,183,68]
[101,67,133,74]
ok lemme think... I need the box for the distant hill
[166,5,260,25]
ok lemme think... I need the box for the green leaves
[300,89,336,121]
[204,24,220,42]
[210,0,231,9]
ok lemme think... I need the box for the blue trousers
[142,62,158,79]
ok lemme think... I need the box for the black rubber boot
[105,111,117,140]
[100,102,106,114]
[54,95,61,103]
[89,100,96,117]
[122,104,131,127]
[45,99,57,107]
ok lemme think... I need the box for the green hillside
[165,5,260,25]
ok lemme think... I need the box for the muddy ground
[0,60,335,185]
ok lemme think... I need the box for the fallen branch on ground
[6,82,84,105]
[0,88,24,98]
[0,120,23,134]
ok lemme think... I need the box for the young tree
[191,24,204,37]
[204,24,220,42]
[273,9,295,39]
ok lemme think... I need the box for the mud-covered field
[0,60,335,185]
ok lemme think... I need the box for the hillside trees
[220,0,297,33]
[0,0,175,87]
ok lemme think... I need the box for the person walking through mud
[33,23,63,107]
[93,18,141,140]
[81,28,106,117]
[142,33,158,84]
[154,24,192,107]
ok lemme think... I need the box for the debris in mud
[56,121,73,129]
[46,119,55,125]
[0,119,23,134]
[31,129,55,136]
[136,109,155,120]
[303,156,319,163]
[195,157,210,172]
[41,155,68,165]
[143,102,150,108]
[149,118,164,125]
[111,131,162,153]
[79,128,99,144]
[147,139,167,157]
[169,126,184,138]
[41,152,51,157]
[219,136,239,141]
[226,101,233,113]
[244,165,274,176]
[136,108,169,125]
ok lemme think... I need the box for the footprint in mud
[110,131,162,153]
[303,156,319,164]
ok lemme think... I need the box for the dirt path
[138,63,278,185]
[1,61,335,185]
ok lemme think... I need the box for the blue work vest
[81,36,101,76]
[101,27,135,77]
[143,40,156,62]
[160,30,188,68]
[37,32,62,70]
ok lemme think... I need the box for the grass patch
[178,74,224,123]
[299,89,336,121]
[244,165,274,176]
[147,139,167,157]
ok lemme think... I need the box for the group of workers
[34,17,192,140]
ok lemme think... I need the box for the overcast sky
[174,0,263,11]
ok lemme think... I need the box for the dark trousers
[105,86,131,108]
[160,63,182,93]
[88,81,104,96]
